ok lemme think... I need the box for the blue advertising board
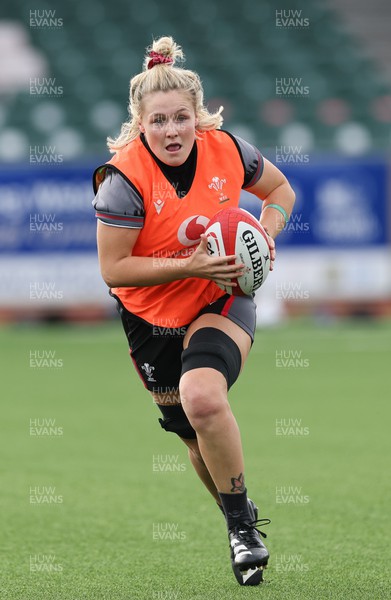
[241,157,389,247]
[0,157,389,254]
[0,165,96,253]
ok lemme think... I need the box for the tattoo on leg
[230,472,245,493]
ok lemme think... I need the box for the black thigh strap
[181,327,242,390]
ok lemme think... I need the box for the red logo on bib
[177,215,210,247]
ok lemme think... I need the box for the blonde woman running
[93,36,295,586]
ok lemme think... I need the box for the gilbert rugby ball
[205,207,271,296]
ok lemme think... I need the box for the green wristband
[263,203,289,224]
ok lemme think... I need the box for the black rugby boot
[229,499,270,586]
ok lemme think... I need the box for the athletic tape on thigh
[181,327,242,389]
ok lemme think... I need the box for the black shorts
[113,293,256,392]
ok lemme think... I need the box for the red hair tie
[147,51,174,70]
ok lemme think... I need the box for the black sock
[219,489,252,528]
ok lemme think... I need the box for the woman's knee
[179,370,229,430]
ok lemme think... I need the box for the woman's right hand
[184,234,245,287]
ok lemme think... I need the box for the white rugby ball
[205,207,271,296]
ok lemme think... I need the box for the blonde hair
[107,36,223,152]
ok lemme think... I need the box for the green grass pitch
[1,319,390,599]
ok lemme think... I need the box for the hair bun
[144,36,184,70]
